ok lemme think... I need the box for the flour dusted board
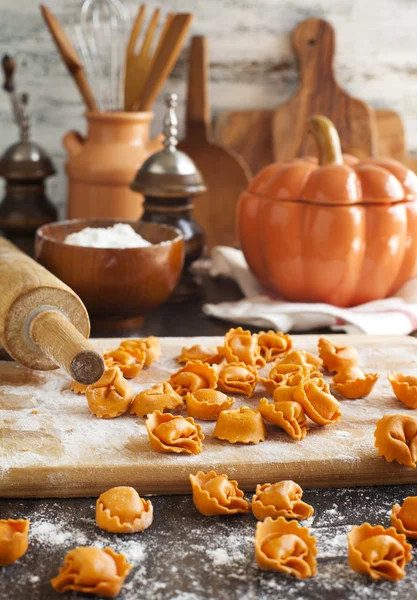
[1,335,417,498]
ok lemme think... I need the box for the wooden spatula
[134,13,192,111]
[178,36,251,251]
[272,18,377,160]
[40,4,98,112]
[124,5,160,111]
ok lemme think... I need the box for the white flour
[64,223,152,248]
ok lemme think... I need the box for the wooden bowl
[35,219,184,323]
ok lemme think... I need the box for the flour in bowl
[64,223,152,248]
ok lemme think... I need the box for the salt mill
[131,93,207,300]
[0,55,57,256]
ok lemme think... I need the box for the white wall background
[1,0,417,214]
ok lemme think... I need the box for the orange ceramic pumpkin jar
[237,116,417,307]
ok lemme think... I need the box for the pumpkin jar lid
[249,115,417,205]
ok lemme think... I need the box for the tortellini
[185,389,235,420]
[189,471,250,516]
[96,486,153,534]
[50,546,131,596]
[257,330,292,362]
[374,414,417,468]
[388,373,417,409]
[318,338,358,373]
[252,481,314,521]
[219,327,265,367]
[103,347,145,379]
[120,336,162,367]
[391,496,417,539]
[129,382,184,417]
[217,362,258,397]
[258,398,308,440]
[86,367,133,419]
[146,410,204,454]
[169,361,218,397]
[294,379,342,426]
[255,516,317,578]
[332,366,379,399]
[177,344,223,365]
[0,519,29,566]
[347,523,412,581]
[213,407,267,444]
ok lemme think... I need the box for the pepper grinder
[131,93,207,300]
[0,54,57,256]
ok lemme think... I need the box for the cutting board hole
[308,38,316,46]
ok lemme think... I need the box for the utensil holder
[63,111,162,220]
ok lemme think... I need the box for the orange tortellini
[103,347,145,379]
[260,363,306,395]
[279,350,322,370]
[129,382,184,417]
[70,380,88,394]
[252,481,314,521]
[0,519,29,566]
[318,338,358,373]
[120,336,162,367]
[294,379,341,426]
[332,366,379,399]
[177,344,223,365]
[255,517,317,578]
[257,330,292,362]
[374,414,417,468]
[219,327,265,367]
[185,389,235,420]
[189,471,250,516]
[217,362,258,397]
[347,523,412,581]
[146,410,204,454]
[213,407,267,444]
[388,373,417,409]
[51,546,131,597]
[169,361,218,397]
[258,398,308,440]
[96,486,153,533]
[86,367,133,419]
[391,497,417,539]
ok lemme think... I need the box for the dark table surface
[1,276,417,600]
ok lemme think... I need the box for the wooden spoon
[178,36,251,251]
[124,5,161,111]
[40,4,98,112]
[134,13,192,111]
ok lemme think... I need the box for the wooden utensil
[0,237,104,384]
[2,334,417,497]
[178,36,251,251]
[134,13,193,111]
[40,4,98,112]
[124,5,160,111]
[272,18,377,160]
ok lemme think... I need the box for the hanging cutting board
[272,18,377,160]
[375,109,407,160]
[215,18,384,174]
[178,36,251,252]
[1,334,417,498]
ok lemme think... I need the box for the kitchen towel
[194,247,417,334]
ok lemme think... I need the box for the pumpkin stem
[307,115,343,165]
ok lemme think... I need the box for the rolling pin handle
[29,309,105,385]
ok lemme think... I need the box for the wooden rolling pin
[0,237,105,384]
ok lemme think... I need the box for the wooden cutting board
[1,334,417,498]
[178,36,251,252]
[272,18,377,161]
[215,17,380,174]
